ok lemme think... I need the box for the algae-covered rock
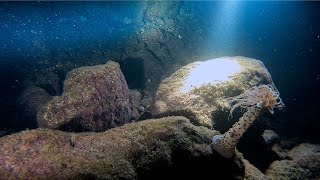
[37,61,131,132]
[265,160,307,180]
[128,89,143,121]
[243,159,269,180]
[266,143,320,179]
[0,116,244,179]
[287,143,320,176]
[152,56,274,128]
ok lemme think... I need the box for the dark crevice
[119,57,145,90]
[145,48,165,69]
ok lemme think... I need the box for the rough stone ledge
[0,116,249,179]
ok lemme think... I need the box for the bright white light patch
[182,58,241,93]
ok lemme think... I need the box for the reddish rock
[37,61,131,132]
[128,89,144,120]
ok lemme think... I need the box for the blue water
[0,2,139,58]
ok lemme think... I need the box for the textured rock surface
[287,143,320,174]
[37,61,131,132]
[265,160,307,180]
[128,89,144,121]
[266,143,320,179]
[0,116,246,179]
[269,138,300,160]
[152,56,274,128]
[262,129,279,146]
[120,1,211,92]
[28,69,62,96]
[243,159,269,180]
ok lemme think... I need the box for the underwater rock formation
[262,129,279,146]
[287,143,320,174]
[266,160,307,179]
[128,89,144,121]
[243,159,269,180]
[151,56,274,128]
[27,69,62,96]
[266,143,320,179]
[17,86,52,128]
[0,116,246,179]
[37,61,131,132]
[120,1,210,92]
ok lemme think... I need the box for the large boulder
[287,143,320,175]
[37,61,131,132]
[265,160,307,180]
[0,116,245,179]
[152,56,274,128]
[266,143,320,179]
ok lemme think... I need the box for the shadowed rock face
[37,61,131,132]
[152,56,274,129]
[0,116,246,179]
[16,86,52,129]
